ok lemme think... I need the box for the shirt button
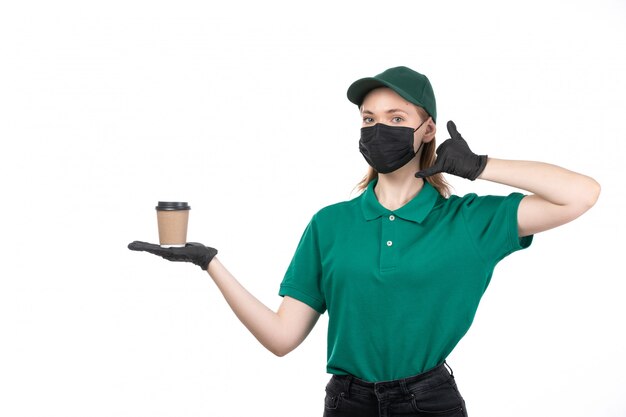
[386,240,393,247]
[389,215,395,221]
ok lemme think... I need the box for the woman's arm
[206,257,321,357]
[478,158,601,237]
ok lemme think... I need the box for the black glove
[415,120,488,180]
[128,241,218,271]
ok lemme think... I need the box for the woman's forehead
[361,88,417,114]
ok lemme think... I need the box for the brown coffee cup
[156,201,190,247]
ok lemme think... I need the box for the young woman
[129,66,600,416]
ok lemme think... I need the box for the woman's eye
[363,117,374,123]
[392,117,403,123]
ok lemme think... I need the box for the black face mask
[359,120,427,174]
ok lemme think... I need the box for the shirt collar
[361,178,439,223]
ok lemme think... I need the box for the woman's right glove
[128,241,218,271]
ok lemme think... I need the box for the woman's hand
[415,120,488,180]
[128,241,218,270]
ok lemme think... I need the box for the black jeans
[323,361,468,417]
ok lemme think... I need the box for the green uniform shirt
[279,179,533,382]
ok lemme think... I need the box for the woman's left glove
[415,120,488,180]
[128,241,218,271]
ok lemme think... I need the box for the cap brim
[346,77,421,110]
[347,78,387,106]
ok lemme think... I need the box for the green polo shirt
[279,179,532,382]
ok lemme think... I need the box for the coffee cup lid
[156,201,191,211]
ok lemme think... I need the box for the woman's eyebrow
[361,108,409,115]
[386,108,408,115]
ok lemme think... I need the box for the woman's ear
[422,118,436,143]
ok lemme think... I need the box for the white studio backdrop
[0,0,624,416]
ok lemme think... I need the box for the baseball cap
[347,66,437,123]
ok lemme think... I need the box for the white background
[1,1,625,416]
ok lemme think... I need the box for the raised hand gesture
[415,121,488,181]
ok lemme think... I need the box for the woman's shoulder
[444,192,480,205]
[439,191,525,214]
[312,194,362,223]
